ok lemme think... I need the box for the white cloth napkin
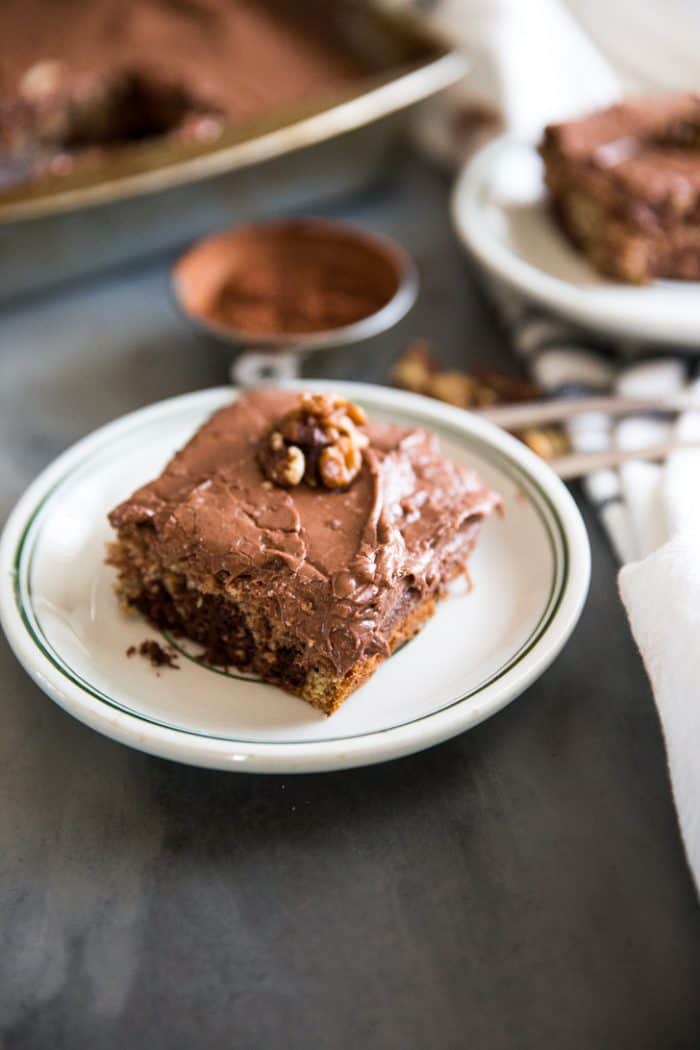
[619,410,700,893]
[394,0,700,892]
[499,285,700,895]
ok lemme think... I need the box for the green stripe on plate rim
[12,396,569,746]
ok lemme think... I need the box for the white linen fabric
[390,0,700,893]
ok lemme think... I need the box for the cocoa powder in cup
[174,219,403,339]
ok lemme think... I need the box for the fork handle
[549,439,700,480]
[477,393,695,430]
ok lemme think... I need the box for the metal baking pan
[0,4,466,302]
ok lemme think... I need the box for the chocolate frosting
[109,390,500,675]
[544,94,700,160]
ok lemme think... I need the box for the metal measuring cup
[171,217,418,386]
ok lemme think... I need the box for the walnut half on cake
[107,390,500,715]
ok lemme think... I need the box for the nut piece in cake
[107,390,501,715]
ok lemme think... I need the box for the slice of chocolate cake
[107,390,500,715]
[540,94,700,283]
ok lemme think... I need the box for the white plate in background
[453,136,700,348]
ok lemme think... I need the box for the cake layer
[106,551,447,714]
[551,189,700,282]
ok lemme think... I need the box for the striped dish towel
[487,277,700,894]
[484,278,699,565]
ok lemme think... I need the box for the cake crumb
[127,640,180,670]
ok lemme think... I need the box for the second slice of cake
[107,389,500,714]
[540,94,700,283]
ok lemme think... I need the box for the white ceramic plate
[0,382,590,773]
[453,136,700,347]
